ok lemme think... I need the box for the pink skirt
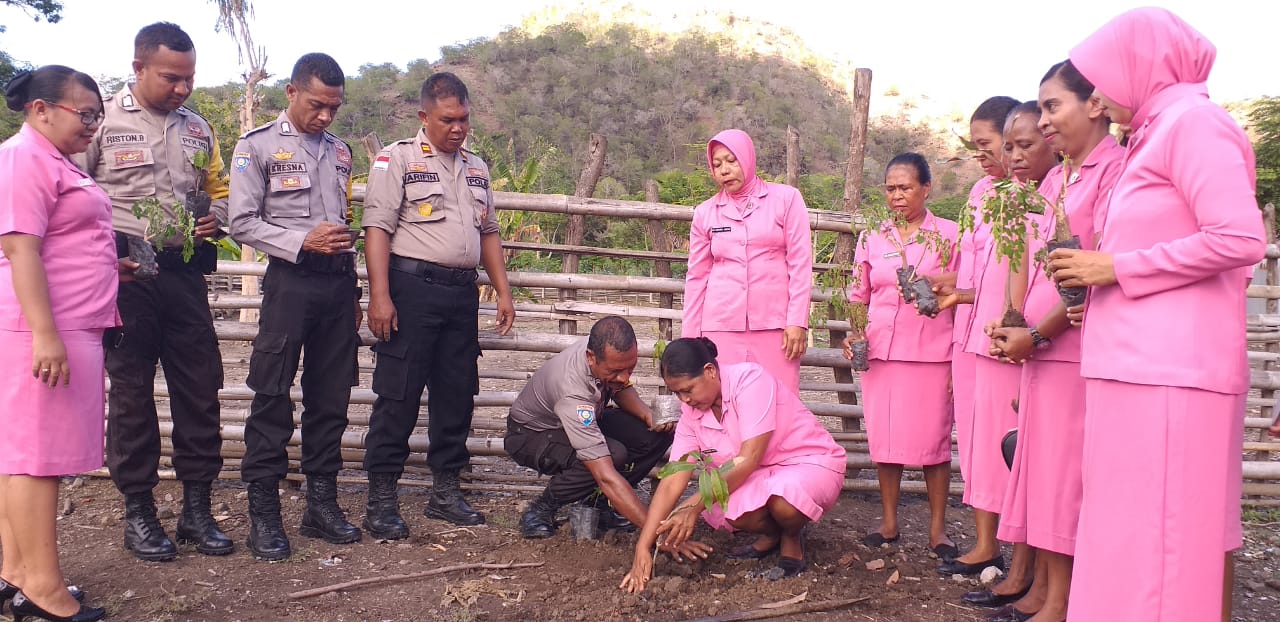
[1067,379,1243,622]
[701,462,845,531]
[861,360,953,466]
[966,355,1020,513]
[702,330,801,396]
[997,360,1085,554]
[0,329,106,476]
[952,351,978,483]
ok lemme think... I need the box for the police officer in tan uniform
[78,22,230,562]
[228,53,362,561]
[505,317,675,538]
[360,72,515,536]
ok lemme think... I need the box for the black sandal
[861,531,900,547]
[726,541,779,560]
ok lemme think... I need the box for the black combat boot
[175,480,234,555]
[425,470,485,526]
[519,490,563,539]
[122,491,177,562]
[595,494,636,533]
[246,480,291,561]
[363,472,409,540]
[300,474,362,544]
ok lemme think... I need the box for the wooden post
[1263,204,1277,462]
[644,180,674,343]
[361,132,384,161]
[560,133,607,335]
[832,68,873,433]
[786,125,800,188]
[237,62,270,325]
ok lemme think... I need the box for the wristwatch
[1030,327,1052,351]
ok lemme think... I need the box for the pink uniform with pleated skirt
[851,212,958,466]
[668,363,846,529]
[0,124,119,477]
[997,138,1123,554]
[953,177,994,483]
[1067,8,1267,621]
[682,130,812,396]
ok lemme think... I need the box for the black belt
[389,255,477,286]
[271,252,355,276]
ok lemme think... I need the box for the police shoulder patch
[576,405,596,426]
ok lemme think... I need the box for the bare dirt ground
[15,316,1280,621]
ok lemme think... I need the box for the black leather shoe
[962,583,1031,608]
[595,506,636,533]
[10,592,104,622]
[425,470,485,526]
[1,579,84,613]
[246,480,291,561]
[175,481,234,556]
[986,605,1034,622]
[363,472,409,540]
[519,490,561,539]
[122,491,177,562]
[938,554,1005,576]
[300,474,362,544]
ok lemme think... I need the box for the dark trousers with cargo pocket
[504,408,673,503]
[363,268,481,476]
[106,255,224,496]
[240,259,359,485]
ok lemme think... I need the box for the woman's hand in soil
[661,539,713,562]
[989,327,1032,364]
[367,294,398,341]
[1066,303,1086,328]
[31,329,70,387]
[782,326,807,360]
[619,553,653,593]
[657,505,699,548]
[1046,248,1116,288]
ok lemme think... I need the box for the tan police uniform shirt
[360,129,498,269]
[509,338,621,462]
[78,85,229,245]
[227,112,354,262]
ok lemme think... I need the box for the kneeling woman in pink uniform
[683,129,813,395]
[844,153,959,558]
[619,338,846,592]
[1049,8,1266,621]
[0,67,115,622]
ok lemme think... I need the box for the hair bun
[697,336,718,358]
[4,70,33,112]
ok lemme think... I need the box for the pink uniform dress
[683,130,812,396]
[0,124,119,476]
[1067,9,1267,621]
[996,136,1123,554]
[668,362,846,529]
[953,177,995,483]
[852,212,958,466]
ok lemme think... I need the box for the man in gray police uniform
[360,72,516,536]
[505,316,675,538]
[79,22,231,562]
[228,53,362,561]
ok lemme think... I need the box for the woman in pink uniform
[1048,8,1266,621]
[984,60,1123,622]
[619,338,845,592]
[844,153,959,558]
[0,67,115,622]
[936,102,1056,584]
[683,129,812,395]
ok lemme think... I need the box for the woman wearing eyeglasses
[0,66,115,622]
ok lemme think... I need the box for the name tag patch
[268,162,307,175]
[404,171,440,184]
[576,405,596,426]
[710,226,732,233]
[76,177,95,187]
[465,176,489,190]
[103,133,146,146]
[180,135,210,151]
[882,251,901,259]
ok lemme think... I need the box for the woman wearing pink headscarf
[1048,8,1266,621]
[683,129,812,395]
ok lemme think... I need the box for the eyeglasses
[31,100,105,127]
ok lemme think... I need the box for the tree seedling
[126,150,213,279]
[652,449,732,564]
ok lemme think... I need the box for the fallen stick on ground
[679,595,871,622]
[287,561,545,600]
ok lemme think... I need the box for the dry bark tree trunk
[559,133,607,335]
[832,69,873,436]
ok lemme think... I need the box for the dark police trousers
[105,252,223,495]
[504,408,674,503]
[364,265,480,475]
[240,258,358,484]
